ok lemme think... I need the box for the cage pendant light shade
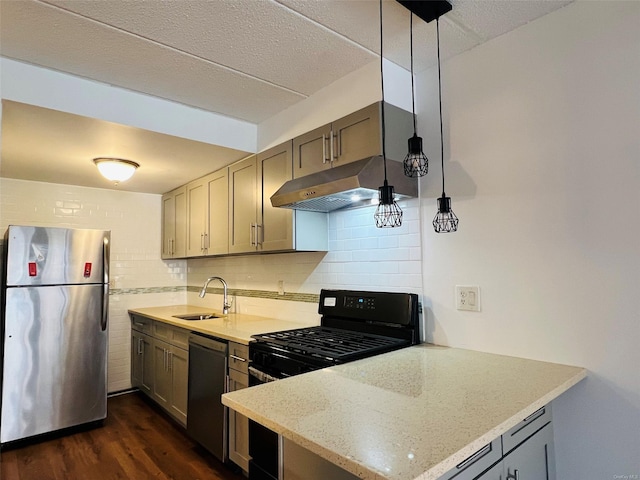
[403,13,429,178]
[432,17,458,233]
[375,0,402,228]
[404,134,429,177]
[93,157,139,183]
[375,182,403,228]
[432,194,459,233]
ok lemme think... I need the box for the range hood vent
[270,157,417,213]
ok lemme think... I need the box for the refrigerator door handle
[101,237,110,331]
[101,284,109,331]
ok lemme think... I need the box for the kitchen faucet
[199,276,232,314]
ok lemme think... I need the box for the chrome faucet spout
[199,276,232,314]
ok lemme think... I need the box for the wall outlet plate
[456,285,480,312]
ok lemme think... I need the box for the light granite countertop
[222,344,586,480]
[128,305,318,344]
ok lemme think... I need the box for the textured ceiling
[0,0,573,193]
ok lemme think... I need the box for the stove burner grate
[252,326,408,361]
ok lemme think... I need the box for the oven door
[248,366,281,480]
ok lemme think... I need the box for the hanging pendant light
[375,0,403,229]
[404,13,429,178]
[432,18,459,233]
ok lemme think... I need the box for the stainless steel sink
[172,313,219,321]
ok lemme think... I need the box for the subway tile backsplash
[1,178,422,392]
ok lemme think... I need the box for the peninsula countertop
[128,305,318,344]
[221,344,586,480]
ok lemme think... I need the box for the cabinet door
[258,142,294,252]
[140,334,154,396]
[152,340,171,410]
[186,179,208,257]
[229,156,258,254]
[131,331,143,389]
[502,423,555,480]
[292,123,332,178]
[331,103,381,167]
[162,186,187,258]
[173,187,187,258]
[206,168,229,255]
[169,346,189,426]
[228,369,250,472]
[161,191,176,258]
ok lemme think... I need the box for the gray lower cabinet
[131,330,153,396]
[228,342,250,472]
[440,405,555,480]
[130,315,189,426]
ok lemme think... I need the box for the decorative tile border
[110,285,319,304]
[188,286,319,303]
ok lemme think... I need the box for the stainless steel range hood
[270,157,417,213]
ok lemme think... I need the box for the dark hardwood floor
[1,392,246,480]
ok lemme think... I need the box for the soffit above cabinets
[1,0,574,124]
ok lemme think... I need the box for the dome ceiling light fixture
[93,157,140,185]
[374,0,403,229]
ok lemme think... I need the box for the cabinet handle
[230,354,247,362]
[322,134,329,164]
[163,348,167,371]
[168,351,173,371]
[137,337,143,355]
[200,233,204,251]
[204,232,209,249]
[249,223,255,246]
[256,224,263,246]
[506,468,519,480]
[332,131,339,161]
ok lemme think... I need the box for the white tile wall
[0,178,422,392]
[0,178,187,392]
[188,198,423,299]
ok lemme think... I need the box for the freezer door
[5,226,110,286]
[1,284,107,443]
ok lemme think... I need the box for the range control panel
[319,289,418,327]
[344,295,376,310]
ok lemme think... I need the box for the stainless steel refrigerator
[1,225,110,444]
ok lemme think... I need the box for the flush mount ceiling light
[93,157,139,184]
[403,13,429,178]
[374,0,403,229]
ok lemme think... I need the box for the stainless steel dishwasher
[187,333,228,462]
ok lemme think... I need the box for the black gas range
[247,289,420,480]
[249,289,420,380]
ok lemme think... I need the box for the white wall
[0,178,187,392]
[416,1,640,477]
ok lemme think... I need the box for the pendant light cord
[379,0,388,183]
[410,13,417,135]
[437,18,445,195]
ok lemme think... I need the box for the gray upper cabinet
[292,102,412,179]
[186,168,229,257]
[161,185,186,259]
[229,146,328,255]
[229,155,258,254]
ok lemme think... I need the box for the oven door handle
[249,366,280,383]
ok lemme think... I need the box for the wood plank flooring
[1,392,246,480]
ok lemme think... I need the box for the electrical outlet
[277,280,285,296]
[456,285,480,312]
